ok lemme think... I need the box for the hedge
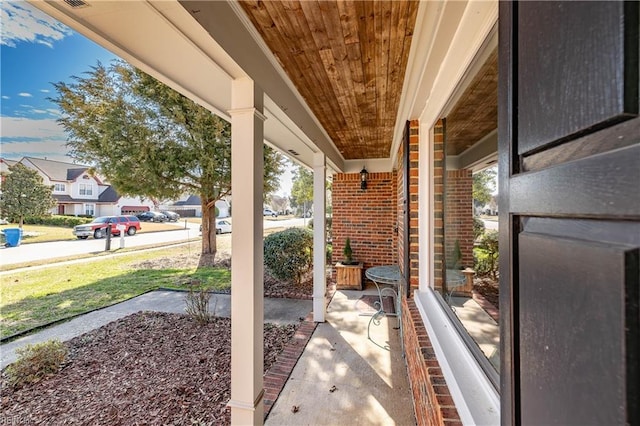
[22,215,94,228]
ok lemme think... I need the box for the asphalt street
[0,217,305,268]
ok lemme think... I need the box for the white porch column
[312,152,327,322]
[228,77,265,425]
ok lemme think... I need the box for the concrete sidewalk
[0,290,311,370]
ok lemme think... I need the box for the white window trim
[84,203,95,216]
[415,289,500,425]
[53,183,66,192]
[79,183,93,196]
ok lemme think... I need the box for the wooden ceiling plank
[336,0,360,46]
[321,0,367,156]
[385,0,406,134]
[357,0,377,156]
[265,1,347,133]
[298,0,353,145]
[375,0,392,153]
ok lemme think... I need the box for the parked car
[215,219,232,234]
[161,210,180,222]
[263,208,278,217]
[73,215,141,239]
[136,211,168,222]
[199,219,232,234]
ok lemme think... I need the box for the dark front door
[57,204,64,215]
[499,2,639,425]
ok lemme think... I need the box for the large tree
[0,164,56,228]
[52,61,283,263]
[290,165,313,217]
[473,167,497,207]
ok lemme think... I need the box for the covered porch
[30,0,500,424]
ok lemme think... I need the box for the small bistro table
[364,265,403,351]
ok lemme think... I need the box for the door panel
[517,1,638,154]
[500,2,640,425]
[519,223,638,425]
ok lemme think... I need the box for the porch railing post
[313,152,327,322]
[228,77,265,425]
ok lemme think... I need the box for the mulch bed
[474,276,499,311]
[1,312,297,425]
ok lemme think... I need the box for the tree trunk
[19,216,24,229]
[199,200,217,267]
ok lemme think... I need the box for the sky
[1,0,117,162]
[0,0,293,197]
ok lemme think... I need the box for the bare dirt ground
[1,246,316,425]
[1,312,297,425]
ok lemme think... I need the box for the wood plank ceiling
[238,0,419,160]
[445,48,498,156]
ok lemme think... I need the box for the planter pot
[335,262,363,290]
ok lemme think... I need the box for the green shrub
[5,339,67,389]
[474,230,499,279]
[264,227,313,285]
[23,215,93,227]
[473,216,486,240]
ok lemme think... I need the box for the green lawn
[0,245,229,339]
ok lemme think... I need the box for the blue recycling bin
[3,228,23,247]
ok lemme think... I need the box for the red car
[72,215,141,239]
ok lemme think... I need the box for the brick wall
[402,297,462,425]
[444,169,474,269]
[332,172,397,273]
[395,120,420,292]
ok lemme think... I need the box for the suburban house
[0,158,18,181]
[17,157,154,217]
[31,1,638,425]
[169,194,231,218]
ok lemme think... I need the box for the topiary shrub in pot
[264,227,313,286]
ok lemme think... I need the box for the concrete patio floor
[265,288,415,425]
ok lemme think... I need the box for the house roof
[98,186,120,203]
[22,157,91,182]
[173,195,201,206]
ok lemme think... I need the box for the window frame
[84,203,95,216]
[53,183,66,192]
[79,183,93,196]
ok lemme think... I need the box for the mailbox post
[116,224,126,248]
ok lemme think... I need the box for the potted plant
[343,237,354,265]
[335,237,363,289]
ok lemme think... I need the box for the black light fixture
[360,167,368,190]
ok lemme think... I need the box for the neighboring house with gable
[17,157,154,217]
[169,194,230,218]
[0,158,18,182]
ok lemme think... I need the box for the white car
[215,219,232,234]
[263,208,278,217]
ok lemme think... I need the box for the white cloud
[0,140,70,160]
[18,92,32,97]
[46,108,61,116]
[1,96,9,100]
[1,1,73,48]
[40,89,50,93]
[31,109,48,114]
[0,116,66,140]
